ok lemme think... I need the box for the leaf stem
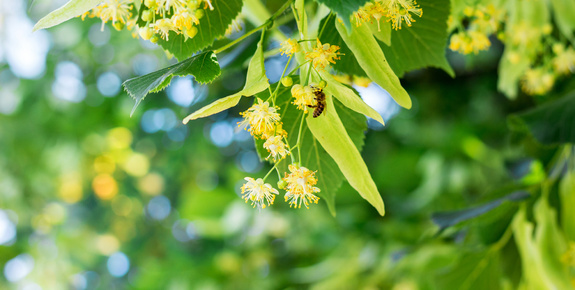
[214,0,294,54]
[263,162,280,181]
[296,110,306,163]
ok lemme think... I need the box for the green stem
[214,0,294,54]
[263,162,280,181]
[287,61,311,77]
[296,111,306,162]
[318,13,333,39]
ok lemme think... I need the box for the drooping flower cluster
[521,68,555,96]
[82,0,221,43]
[448,4,504,55]
[354,0,423,30]
[305,39,343,71]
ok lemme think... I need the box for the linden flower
[91,0,133,31]
[263,136,289,162]
[238,99,282,138]
[283,164,320,209]
[521,68,555,95]
[241,177,279,209]
[291,84,315,110]
[152,18,179,40]
[305,39,343,71]
[280,39,300,56]
[385,0,423,30]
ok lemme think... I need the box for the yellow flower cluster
[448,4,504,55]
[82,0,218,43]
[521,68,555,96]
[238,98,283,139]
[354,0,423,30]
[449,31,491,55]
[305,39,343,71]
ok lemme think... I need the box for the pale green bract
[319,70,384,126]
[183,34,269,123]
[33,0,102,31]
[307,96,385,216]
[336,20,412,109]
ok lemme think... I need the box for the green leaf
[335,20,412,109]
[307,94,384,215]
[560,171,575,241]
[123,51,221,115]
[33,0,102,31]
[431,191,530,231]
[319,70,384,125]
[313,0,370,31]
[319,15,367,77]
[550,0,575,38]
[508,91,575,145]
[183,34,269,123]
[379,0,454,78]
[256,86,368,216]
[156,0,243,61]
[434,251,502,290]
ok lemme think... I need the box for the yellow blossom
[353,76,372,87]
[305,39,343,71]
[521,68,555,95]
[88,0,133,31]
[241,177,278,209]
[263,136,290,162]
[238,98,282,138]
[385,0,423,30]
[152,18,178,40]
[224,18,243,37]
[553,44,575,75]
[283,164,320,209]
[280,39,300,56]
[449,31,490,55]
[291,84,315,110]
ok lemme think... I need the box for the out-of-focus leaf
[431,191,530,231]
[497,50,530,99]
[157,0,243,61]
[319,15,367,77]
[336,20,411,109]
[512,198,571,289]
[33,0,102,31]
[379,0,454,78]
[320,70,384,125]
[550,0,575,38]
[307,93,384,216]
[508,91,575,145]
[123,51,221,115]
[183,34,268,123]
[255,86,368,216]
[313,0,369,31]
[560,170,575,241]
[434,251,502,290]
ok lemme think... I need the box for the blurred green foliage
[1,0,575,289]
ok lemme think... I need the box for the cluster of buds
[354,0,423,30]
[82,0,216,43]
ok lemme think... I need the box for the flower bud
[142,10,153,22]
[112,21,125,31]
[281,76,293,87]
[150,35,159,44]
[277,180,288,190]
[318,80,327,89]
[195,9,205,20]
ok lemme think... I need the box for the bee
[308,85,326,118]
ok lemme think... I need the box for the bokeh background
[0,0,561,289]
